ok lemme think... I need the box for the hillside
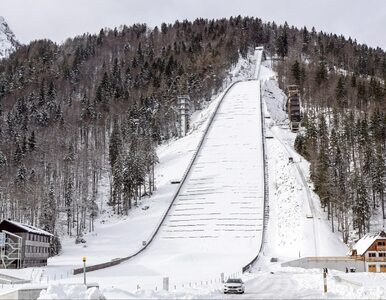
[0,16,384,250]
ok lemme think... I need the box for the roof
[352,231,386,255]
[0,219,53,236]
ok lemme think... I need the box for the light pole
[82,256,87,285]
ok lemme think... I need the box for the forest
[0,16,384,252]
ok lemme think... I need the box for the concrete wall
[281,257,365,272]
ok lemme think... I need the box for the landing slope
[88,80,264,284]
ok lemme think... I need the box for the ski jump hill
[74,49,266,281]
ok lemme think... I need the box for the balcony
[366,257,386,262]
[377,246,386,251]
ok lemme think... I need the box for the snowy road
[271,128,320,256]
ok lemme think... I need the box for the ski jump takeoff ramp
[106,80,265,282]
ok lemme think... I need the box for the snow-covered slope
[258,60,348,262]
[0,16,18,59]
[70,79,264,291]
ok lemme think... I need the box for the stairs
[1,236,22,269]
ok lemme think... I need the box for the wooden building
[349,231,386,272]
[0,220,53,268]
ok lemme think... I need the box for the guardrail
[73,81,242,275]
[242,48,268,273]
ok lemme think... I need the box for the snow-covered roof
[352,231,386,255]
[0,219,53,236]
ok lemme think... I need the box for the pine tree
[352,170,370,237]
[28,131,36,151]
[13,143,23,166]
[291,60,301,85]
[111,155,123,214]
[0,151,6,169]
[109,118,122,170]
[276,27,288,58]
[40,184,56,233]
[336,76,347,108]
[373,146,385,220]
[315,61,328,85]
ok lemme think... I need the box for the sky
[1,0,385,50]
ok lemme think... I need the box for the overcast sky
[1,0,385,50]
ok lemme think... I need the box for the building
[350,231,386,272]
[0,219,53,268]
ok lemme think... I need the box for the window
[369,253,377,257]
[379,253,386,257]
[368,265,376,272]
[378,241,386,246]
[380,265,386,273]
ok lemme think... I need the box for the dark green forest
[0,17,384,250]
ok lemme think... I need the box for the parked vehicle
[223,278,245,294]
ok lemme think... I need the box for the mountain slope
[0,16,18,59]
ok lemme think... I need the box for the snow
[0,16,18,59]
[38,283,105,299]
[100,265,386,299]
[2,220,53,236]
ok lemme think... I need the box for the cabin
[0,219,53,269]
[349,231,386,272]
